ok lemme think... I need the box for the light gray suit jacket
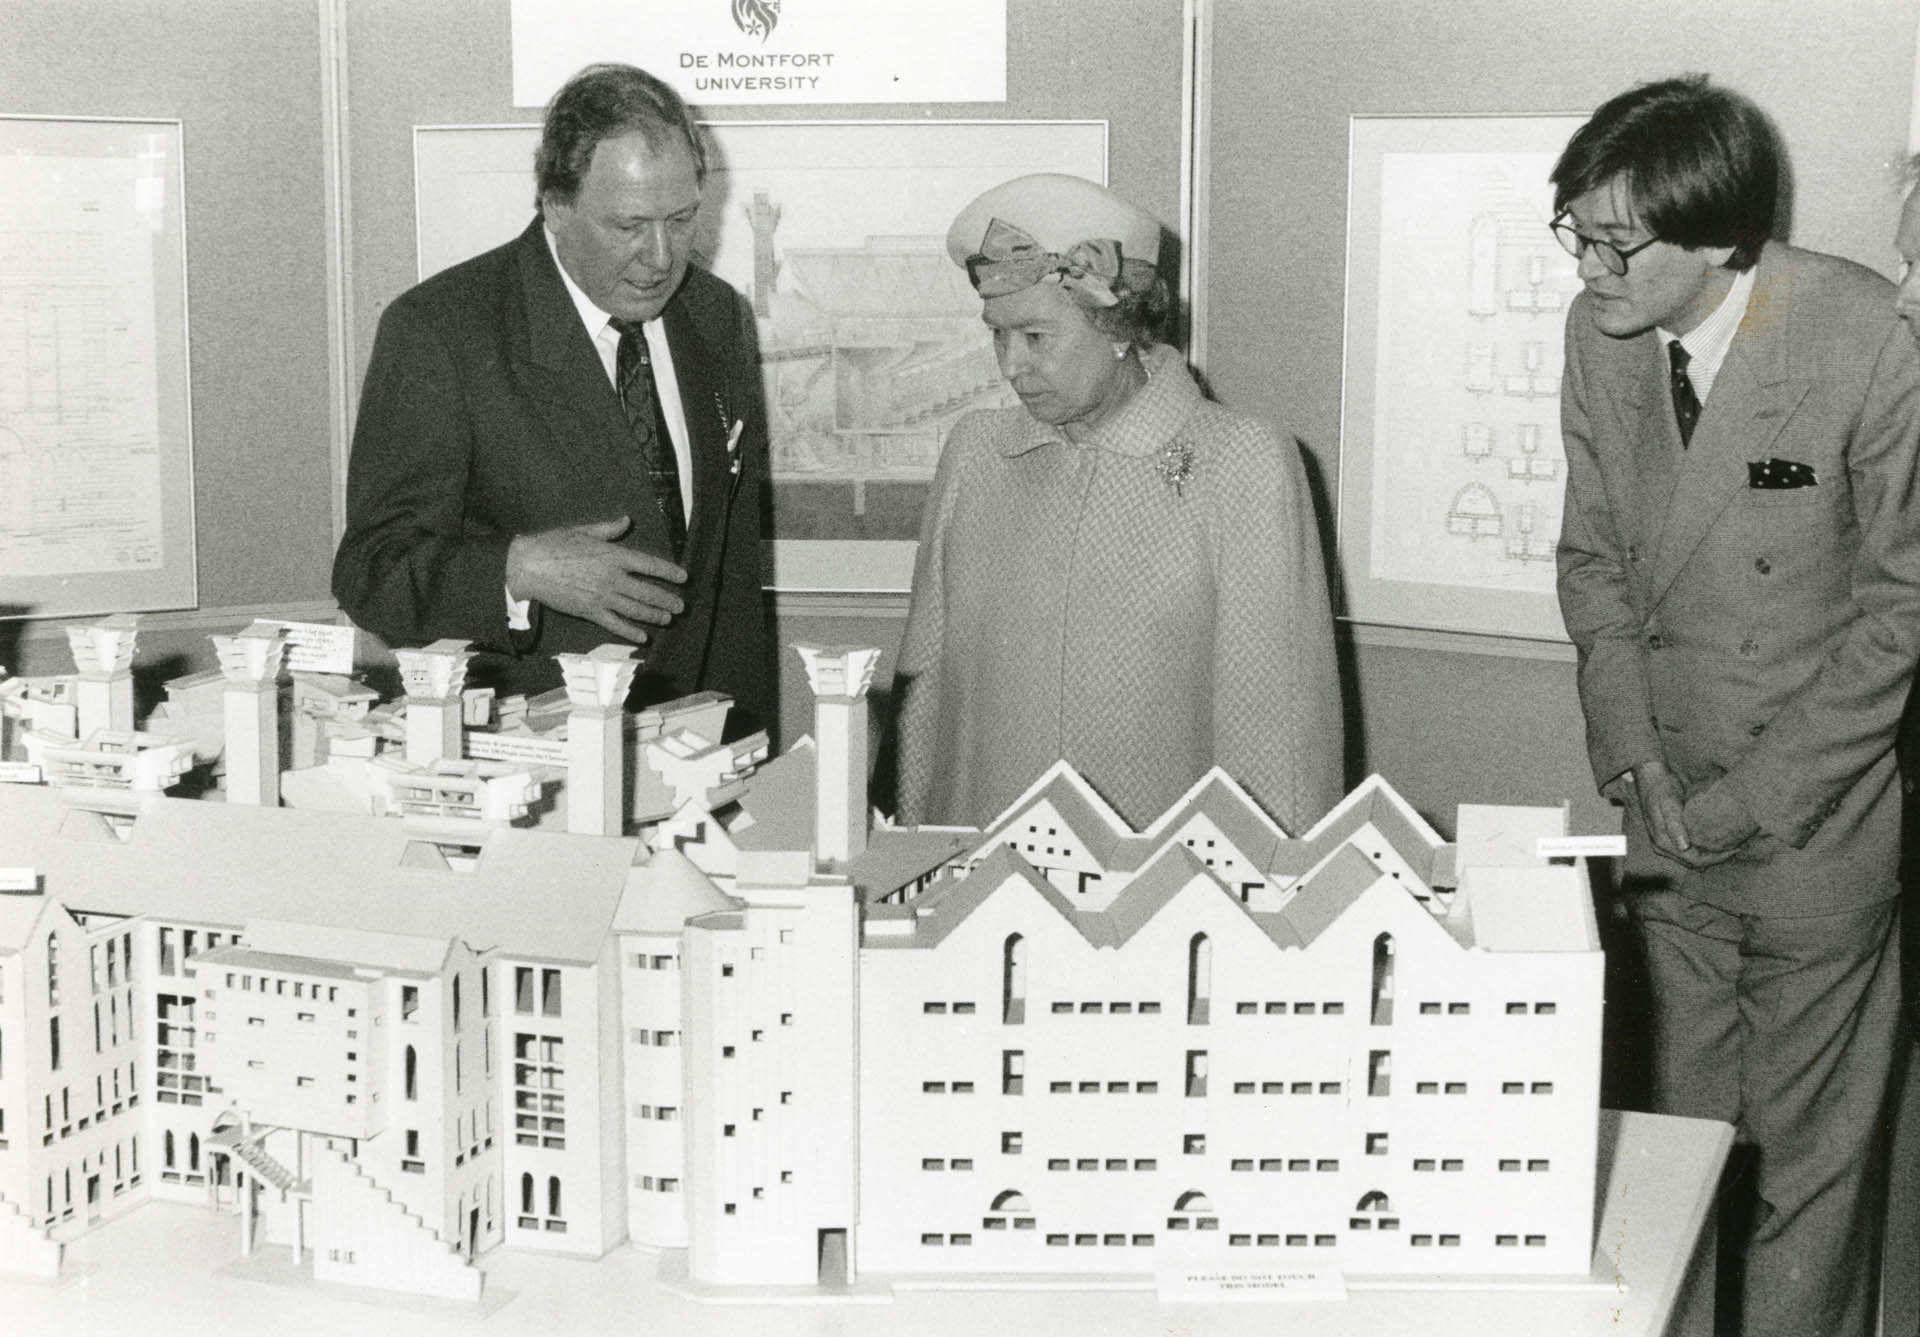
[1557,241,1920,915]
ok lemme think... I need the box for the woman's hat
[947,173,1161,307]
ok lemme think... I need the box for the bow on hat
[965,217,1125,307]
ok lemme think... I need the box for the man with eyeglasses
[1554,75,1920,1337]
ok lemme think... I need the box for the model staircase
[310,1143,482,1303]
[0,1191,63,1278]
[210,1123,307,1197]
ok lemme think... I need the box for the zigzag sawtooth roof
[0,784,634,966]
[1142,770,1287,866]
[869,840,1321,955]
[1264,782,1446,885]
[1275,843,1382,947]
[981,767,1149,873]
[993,767,1447,900]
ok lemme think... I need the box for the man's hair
[534,63,705,210]
[1551,74,1780,271]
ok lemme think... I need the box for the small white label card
[0,762,44,785]
[1536,835,1628,859]
[272,621,358,675]
[1155,1259,1348,1304]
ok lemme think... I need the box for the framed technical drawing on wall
[0,115,197,620]
[1337,113,1586,645]
[414,119,1109,594]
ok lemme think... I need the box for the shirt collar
[1660,264,1755,389]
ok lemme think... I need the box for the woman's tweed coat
[895,344,1344,832]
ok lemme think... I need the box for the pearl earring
[1113,343,1129,361]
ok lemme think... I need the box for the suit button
[1628,545,1642,563]
[1740,638,1759,656]
[1755,558,1771,574]
[1749,723,1766,736]
[1647,633,1664,649]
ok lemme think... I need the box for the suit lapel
[1620,340,1683,582]
[662,296,736,590]
[1645,249,1806,606]
[505,220,667,548]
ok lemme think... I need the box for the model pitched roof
[231,919,457,976]
[885,840,1287,956]
[613,847,738,934]
[1274,843,1380,948]
[729,739,816,852]
[1143,767,1290,856]
[1,784,635,966]
[1268,775,1448,884]
[0,885,58,952]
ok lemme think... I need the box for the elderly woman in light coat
[894,173,1343,832]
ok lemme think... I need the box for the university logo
[730,0,780,41]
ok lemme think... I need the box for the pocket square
[1747,458,1816,489]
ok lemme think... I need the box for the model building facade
[0,619,1603,1300]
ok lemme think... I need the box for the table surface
[1,1107,1732,1337]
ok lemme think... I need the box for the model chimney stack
[794,644,881,865]
[393,639,473,766]
[557,644,639,836]
[66,614,139,738]
[212,622,288,806]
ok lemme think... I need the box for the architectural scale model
[0,616,1604,1305]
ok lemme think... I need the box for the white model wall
[198,961,382,1140]
[142,918,232,1209]
[621,928,690,1248]
[1,904,147,1238]
[683,886,861,1286]
[854,866,1601,1277]
[494,952,622,1257]
[350,947,496,1258]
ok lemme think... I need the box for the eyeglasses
[1550,213,1660,276]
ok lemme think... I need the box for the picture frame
[0,115,196,621]
[1336,113,1587,645]
[413,119,1109,593]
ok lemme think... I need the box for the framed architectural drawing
[1337,114,1586,644]
[414,119,1108,592]
[0,115,196,620]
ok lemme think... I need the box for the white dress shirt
[507,229,697,625]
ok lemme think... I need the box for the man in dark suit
[333,63,775,736]
[1554,76,1920,1337]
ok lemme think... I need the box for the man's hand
[1680,783,1760,858]
[1607,760,1746,868]
[506,517,686,643]
[1620,759,1698,863]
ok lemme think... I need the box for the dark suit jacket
[1557,241,1920,916]
[332,218,776,736]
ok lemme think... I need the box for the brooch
[1157,440,1195,496]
